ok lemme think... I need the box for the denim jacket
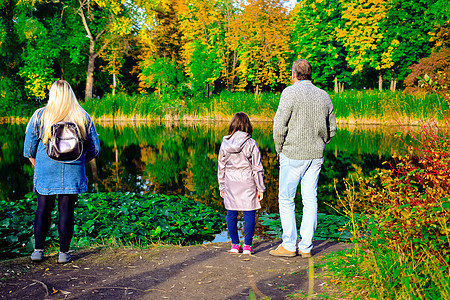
[23,109,101,195]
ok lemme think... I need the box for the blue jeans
[278,153,323,253]
[226,210,256,246]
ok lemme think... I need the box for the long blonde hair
[32,80,88,144]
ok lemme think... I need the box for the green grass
[1,90,446,123]
[331,90,448,122]
[325,246,450,299]
[81,90,445,122]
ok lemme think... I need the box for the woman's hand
[257,191,263,202]
[29,158,35,166]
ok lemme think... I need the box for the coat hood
[221,131,251,154]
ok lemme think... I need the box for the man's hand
[257,191,263,202]
[220,191,225,198]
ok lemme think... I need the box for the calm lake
[1,121,407,216]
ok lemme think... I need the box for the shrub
[333,80,450,298]
[404,47,450,95]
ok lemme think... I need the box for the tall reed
[331,90,447,122]
[1,90,438,123]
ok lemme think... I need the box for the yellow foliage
[338,0,390,73]
[94,0,125,15]
[228,0,292,90]
[22,73,53,99]
[111,16,133,36]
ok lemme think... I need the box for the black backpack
[46,122,84,162]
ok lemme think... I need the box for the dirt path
[0,240,351,299]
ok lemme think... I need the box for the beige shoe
[269,244,297,257]
[298,249,312,258]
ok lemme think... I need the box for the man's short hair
[292,59,312,80]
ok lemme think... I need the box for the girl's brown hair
[228,112,253,137]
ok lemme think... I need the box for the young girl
[218,112,265,255]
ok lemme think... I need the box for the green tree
[15,0,136,100]
[0,0,25,113]
[187,41,221,97]
[140,56,185,98]
[14,4,65,99]
[291,0,351,92]
[382,0,435,91]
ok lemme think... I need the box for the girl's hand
[257,191,263,202]
[29,158,35,167]
[220,191,225,198]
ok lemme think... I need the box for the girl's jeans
[278,153,323,253]
[226,210,256,246]
[35,192,77,252]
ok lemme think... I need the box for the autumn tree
[98,8,135,95]
[136,0,184,94]
[218,0,239,91]
[177,0,223,97]
[336,0,392,91]
[291,0,351,92]
[229,0,292,94]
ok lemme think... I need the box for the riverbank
[1,90,446,126]
[0,115,428,127]
[0,239,353,299]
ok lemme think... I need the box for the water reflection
[1,122,408,215]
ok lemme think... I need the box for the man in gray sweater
[270,59,336,257]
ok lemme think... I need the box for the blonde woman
[23,80,100,263]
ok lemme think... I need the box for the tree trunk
[390,70,397,92]
[77,5,107,101]
[254,84,259,96]
[231,50,237,91]
[378,72,383,91]
[112,73,116,96]
[334,76,338,93]
[85,40,97,100]
[89,160,100,193]
[225,54,230,91]
[339,82,344,92]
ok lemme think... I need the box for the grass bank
[1,90,446,125]
[82,90,447,125]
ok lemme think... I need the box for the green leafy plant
[260,213,351,241]
[0,192,226,259]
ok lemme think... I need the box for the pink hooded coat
[218,131,266,211]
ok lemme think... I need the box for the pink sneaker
[229,244,241,253]
[243,245,252,255]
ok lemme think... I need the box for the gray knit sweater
[273,80,337,160]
